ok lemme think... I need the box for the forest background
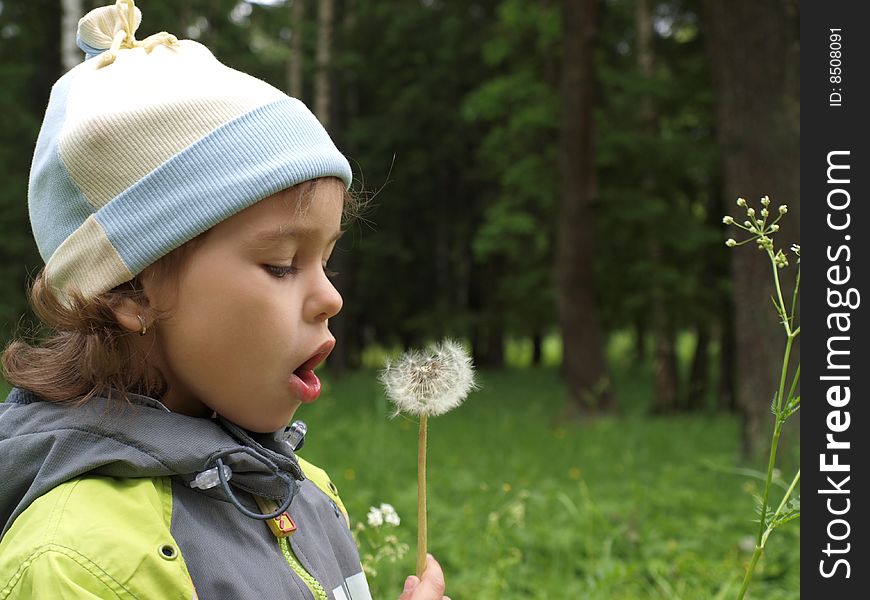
[0,1,800,598]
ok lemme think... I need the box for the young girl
[0,2,449,599]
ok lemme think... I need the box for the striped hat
[29,0,352,303]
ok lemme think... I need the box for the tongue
[292,368,322,402]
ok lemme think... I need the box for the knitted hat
[29,0,353,304]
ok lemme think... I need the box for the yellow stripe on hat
[44,216,134,303]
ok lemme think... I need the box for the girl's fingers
[397,555,446,600]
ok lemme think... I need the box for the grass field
[0,331,800,599]
[297,334,800,599]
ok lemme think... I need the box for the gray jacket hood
[0,386,305,538]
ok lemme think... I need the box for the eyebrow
[246,226,345,248]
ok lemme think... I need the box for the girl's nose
[308,271,343,323]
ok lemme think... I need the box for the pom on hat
[76,0,178,67]
[29,0,353,305]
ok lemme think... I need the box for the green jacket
[0,388,372,600]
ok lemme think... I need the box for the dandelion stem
[417,414,428,577]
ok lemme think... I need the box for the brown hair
[2,178,364,406]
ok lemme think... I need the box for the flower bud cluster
[721,196,794,267]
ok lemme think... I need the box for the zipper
[279,536,328,600]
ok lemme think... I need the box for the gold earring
[137,315,148,336]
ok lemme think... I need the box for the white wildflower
[790,244,800,257]
[725,239,737,247]
[367,506,384,527]
[380,503,401,526]
[379,338,478,417]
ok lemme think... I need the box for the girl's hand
[397,554,451,600]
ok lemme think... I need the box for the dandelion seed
[379,338,478,417]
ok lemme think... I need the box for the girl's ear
[112,296,151,334]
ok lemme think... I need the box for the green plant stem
[763,470,801,546]
[770,251,792,336]
[417,414,428,577]
[788,266,800,327]
[737,549,762,600]
[756,334,794,542]
[737,471,801,600]
[737,247,800,600]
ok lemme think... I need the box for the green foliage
[461,0,560,337]
[300,365,798,599]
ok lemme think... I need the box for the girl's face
[143,178,345,432]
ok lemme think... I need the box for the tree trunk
[315,0,334,129]
[686,323,711,411]
[557,0,614,414]
[531,330,543,367]
[633,318,647,365]
[61,0,83,71]
[635,0,680,413]
[702,0,800,457]
[288,0,305,99]
[717,291,737,412]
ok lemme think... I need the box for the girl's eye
[265,264,340,279]
[265,265,299,278]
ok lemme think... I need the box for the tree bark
[702,0,800,457]
[315,0,334,129]
[61,0,83,71]
[557,0,614,414]
[686,323,710,411]
[288,0,305,99]
[531,331,543,367]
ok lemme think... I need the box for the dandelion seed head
[379,338,478,417]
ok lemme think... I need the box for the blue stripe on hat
[94,98,353,275]
[28,71,96,263]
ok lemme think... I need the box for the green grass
[298,363,799,599]
[0,331,799,599]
